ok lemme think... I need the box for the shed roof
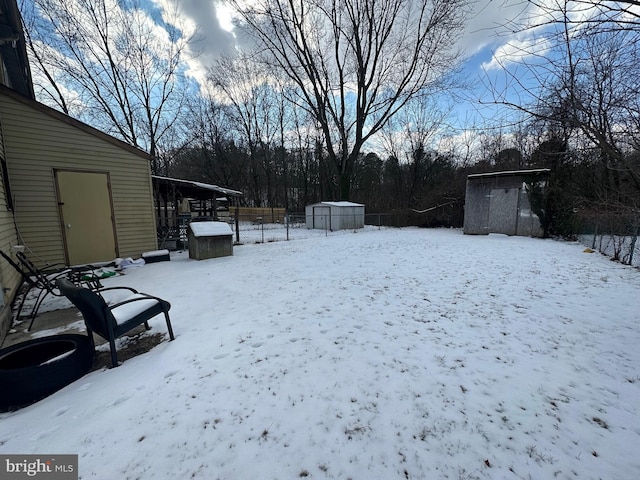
[310,201,364,207]
[467,168,550,180]
[189,221,233,237]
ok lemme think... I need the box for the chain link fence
[156,202,465,250]
[158,212,411,249]
[229,213,394,244]
[575,212,640,267]
[159,210,640,268]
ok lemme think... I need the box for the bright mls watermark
[0,455,77,479]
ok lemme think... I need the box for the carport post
[235,201,240,243]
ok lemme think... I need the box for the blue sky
[171,0,539,137]
[176,0,544,132]
[22,0,572,155]
[162,0,531,83]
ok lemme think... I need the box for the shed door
[488,187,519,235]
[313,206,331,230]
[56,170,117,265]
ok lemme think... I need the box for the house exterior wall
[0,120,19,293]
[463,174,544,237]
[0,0,33,342]
[0,90,158,268]
[0,121,20,344]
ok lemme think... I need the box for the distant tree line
[20,0,640,236]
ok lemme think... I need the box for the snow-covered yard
[1,227,639,479]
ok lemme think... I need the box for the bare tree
[20,0,193,171]
[228,0,469,200]
[209,54,280,206]
[174,93,246,187]
[517,0,640,34]
[379,95,452,207]
[487,0,640,195]
[380,96,450,164]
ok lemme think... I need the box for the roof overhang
[152,175,242,200]
[467,168,551,180]
[0,0,35,99]
[309,201,364,207]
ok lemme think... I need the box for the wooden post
[235,201,240,244]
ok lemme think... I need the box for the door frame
[54,168,119,265]
[488,187,519,236]
[313,206,331,230]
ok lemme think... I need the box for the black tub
[0,334,94,411]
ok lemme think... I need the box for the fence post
[286,213,290,241]
[235,207,240,244]
[259,217,264,243]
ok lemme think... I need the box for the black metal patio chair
[56,278,175,368]
[0,250,103,330]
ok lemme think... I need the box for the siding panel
[0,92,157,267]
[0,121,21,306]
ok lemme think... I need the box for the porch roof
[152,175,242,199]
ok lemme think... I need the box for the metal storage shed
[463,169,550,237]
[305,201,365,231]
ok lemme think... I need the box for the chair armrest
[95,286,140,303]
[29,260,69,275]
[109,293,165,309]
[108,293,170,326]
[95,286,140,295]
[110,297,150,310]
[45,268,74,280]
[41,262,69,271]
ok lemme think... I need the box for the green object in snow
[81,269,117,280]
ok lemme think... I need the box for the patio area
[1,288,166,371]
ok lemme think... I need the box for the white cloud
[454,0,535,58]
[481,35,551,71]
[216,4,238,32]
[152,0,237,87]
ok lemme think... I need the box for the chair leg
[164,311,175,340]
[109,338,119,367]
[86,328,96,349]
[27,289,52,331]
[15,284,32,319]
[27,314,38,332]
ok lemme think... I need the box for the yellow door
[56,170,117,265]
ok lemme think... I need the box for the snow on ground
[1,227,639,480]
